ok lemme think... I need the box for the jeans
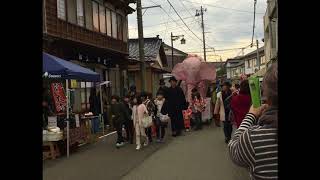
[124,120,134,143]
[156,125,165,139]
[145,127,153,142]
[91,117,100,134]
[115,121,124,143]
[223,121,233,141]
[194,112,202,129]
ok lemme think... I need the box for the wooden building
[43,0,135,112]
[127,36,169,97]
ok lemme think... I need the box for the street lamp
[171,32,186,69]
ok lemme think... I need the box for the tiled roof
[128,38,163,62]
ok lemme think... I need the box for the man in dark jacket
[89,88,101,134]
[166,76,187,137]
[123,95,134,144]
[111,95,131,148]
[221,81,233,143]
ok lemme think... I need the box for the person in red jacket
[231,80,251,128]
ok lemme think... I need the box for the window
[247,60,251,68]
[111,11,117,39]
[106,9,112,36]
[76,0,84,26]
[92,1,99,31]
[253,58,257,67]
[117,14,123,40]
[99,5,106,33]
[57,0,66,20]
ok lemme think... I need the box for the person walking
[89,87,101,134]
[154,91,169,143]
[230,80,251,128]
[190,92,206,130]
[211,83,221,127]
[214,81,233,143]
[110,95,130,148]
[157,79,169,98]
[141,92,156,143]
[228,63,278,180]
[166,76,187,137]
[132,95,149,150]
[123,95,134,144]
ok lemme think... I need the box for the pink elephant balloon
[172,54,216,102]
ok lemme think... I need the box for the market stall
[43,52,100,158]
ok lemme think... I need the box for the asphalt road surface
[43,125,249,180]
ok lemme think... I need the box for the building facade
[226,47,266,80]
[264,0,278,67]
[128,37,169,97]
[43,0,135,112]
[244,47,266,76]
[163,43,188,71]
[225,58,245,80]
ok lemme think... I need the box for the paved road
[121,126,249,180]
[43,125,249,180]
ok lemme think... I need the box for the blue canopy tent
[43,52,101,157]
[43,52,100,82]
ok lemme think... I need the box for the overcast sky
[128,0,267,62]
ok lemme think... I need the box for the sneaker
[143,141,149,147]
[156,139,161,143]
[116,142,125,147]
[136,145,141,150]
[160,139,165,143]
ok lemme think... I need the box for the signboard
[75,114,80,128]
[50,83,67,114]
[71,79,78,88]
[48,116,57,127]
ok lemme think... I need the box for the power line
[166,0,215,50]
[181,0,264,14]
[128,16,196,30]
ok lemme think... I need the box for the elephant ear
[172,63,188,81]
[199,63,216,81]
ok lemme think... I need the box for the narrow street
[43,125,249,180]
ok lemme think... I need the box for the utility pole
[256,39,260,70]
[170,33,185,70]
[196,6,207,61]
[137,0,146,91]
[171,32,174,69]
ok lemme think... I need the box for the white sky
[128,0,267,62]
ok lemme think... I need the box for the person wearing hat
[214,81,233,143]
[166,76,187,137]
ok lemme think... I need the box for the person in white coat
[214,81,233,143]
[132,95,149,150]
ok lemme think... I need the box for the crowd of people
[88,63,278,179]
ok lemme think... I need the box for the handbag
[142,115,153,128]
[159,113,170,123]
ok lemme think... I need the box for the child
[190,92,206,130]
[183,108,192,132]
[154,91,168,143]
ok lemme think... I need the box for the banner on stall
[50,83,67,114]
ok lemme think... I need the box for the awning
[43,52,100,82]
